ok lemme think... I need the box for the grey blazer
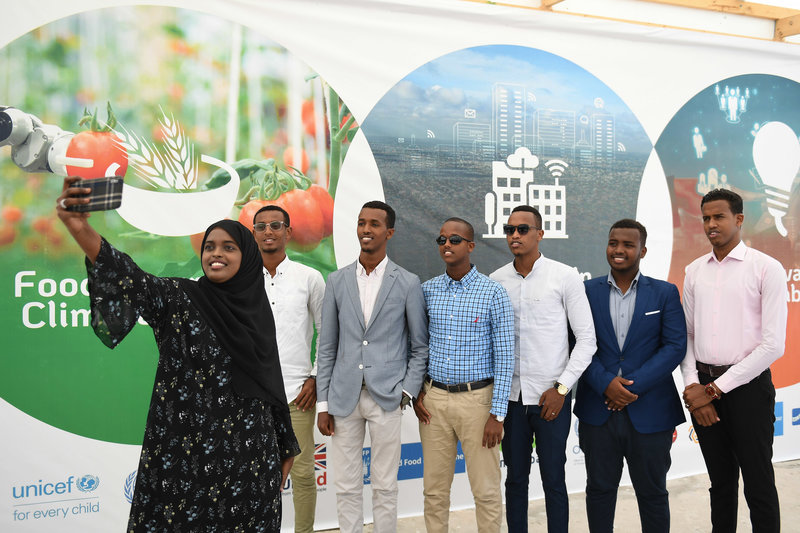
[316,259,429,417]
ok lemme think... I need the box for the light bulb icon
[752,121,800,237]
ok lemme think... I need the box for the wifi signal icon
[426,130,436,139]
[616,142,626,152]
[545,159,569,178]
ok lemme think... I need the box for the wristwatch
[554,382,569,396]
[704,382,721,400]
[400,392,412,409]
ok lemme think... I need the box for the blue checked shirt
[422,266,515,417]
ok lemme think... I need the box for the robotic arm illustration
[0,105,93,175]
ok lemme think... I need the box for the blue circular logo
[75,474,100,492]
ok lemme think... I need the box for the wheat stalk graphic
[114,110,198,191]
[158,111,198,190]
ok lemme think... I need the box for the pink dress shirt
[680,240,788,393]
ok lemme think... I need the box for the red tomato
[66,131,129,179]
[2,205,23,224]
[238,199,269,228]
[306,185,334,237]
[280,189,324,252]
[189,232,205,258]
[47,231,64,248]
[303,118,316,138]
[0,225,16,246]
[302,100,316,137]
[282,147,310,175]
[31,216,54,235]
[301,100,315,125]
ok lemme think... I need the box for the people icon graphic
[715,84,751,123]
[693,127,707,159]
[696,168,730,196]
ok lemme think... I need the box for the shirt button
[448,336,452,340]
[363,340,369,346]
[358,364,363,369]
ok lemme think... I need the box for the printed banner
[1,1,799,531]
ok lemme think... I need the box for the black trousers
[694,369,779,533]
[580,411,673,533]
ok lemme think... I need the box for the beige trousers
[331,388,403,533]
[288,401,317,533]
[419,381,502,533]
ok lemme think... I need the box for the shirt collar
[514,252,544,278]
[357,255,389,277]
[275,255,291,274]
[707,239,747,264]
[263,255,291,278]
[444,264,478,288]
[607,270,640,293]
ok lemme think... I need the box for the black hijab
[178,219,286,409]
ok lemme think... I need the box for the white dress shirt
[356,255,389,326]
[263,256,325,403]
[491,254,597,404]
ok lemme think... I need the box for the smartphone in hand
[66,176,124,212]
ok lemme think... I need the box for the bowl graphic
[115,154,240,237]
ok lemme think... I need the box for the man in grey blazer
[316,200,429,533]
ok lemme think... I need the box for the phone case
[67,176,124,212]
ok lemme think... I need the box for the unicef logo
[75,474,100,492]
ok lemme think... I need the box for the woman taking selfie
[56,177,299,532]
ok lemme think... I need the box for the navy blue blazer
[574,275,687,434]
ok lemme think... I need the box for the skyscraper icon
[493,83,526,159]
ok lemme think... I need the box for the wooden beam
[775,13,800,40]
[541,0,566,7]
[456,0,800,45]
[638,0,800,21]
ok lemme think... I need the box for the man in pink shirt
[681,188,788,533]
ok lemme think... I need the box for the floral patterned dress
[87,239,299,532]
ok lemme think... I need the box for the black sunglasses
[253,221,288,232]
[502,224,539,236]
[435,235,472,246]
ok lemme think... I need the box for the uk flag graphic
[314,443,327,471]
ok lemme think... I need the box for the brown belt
[696,361,732,378]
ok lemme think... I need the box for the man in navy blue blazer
[574,219,687,533]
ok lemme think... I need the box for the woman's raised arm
[55,176,102,264]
